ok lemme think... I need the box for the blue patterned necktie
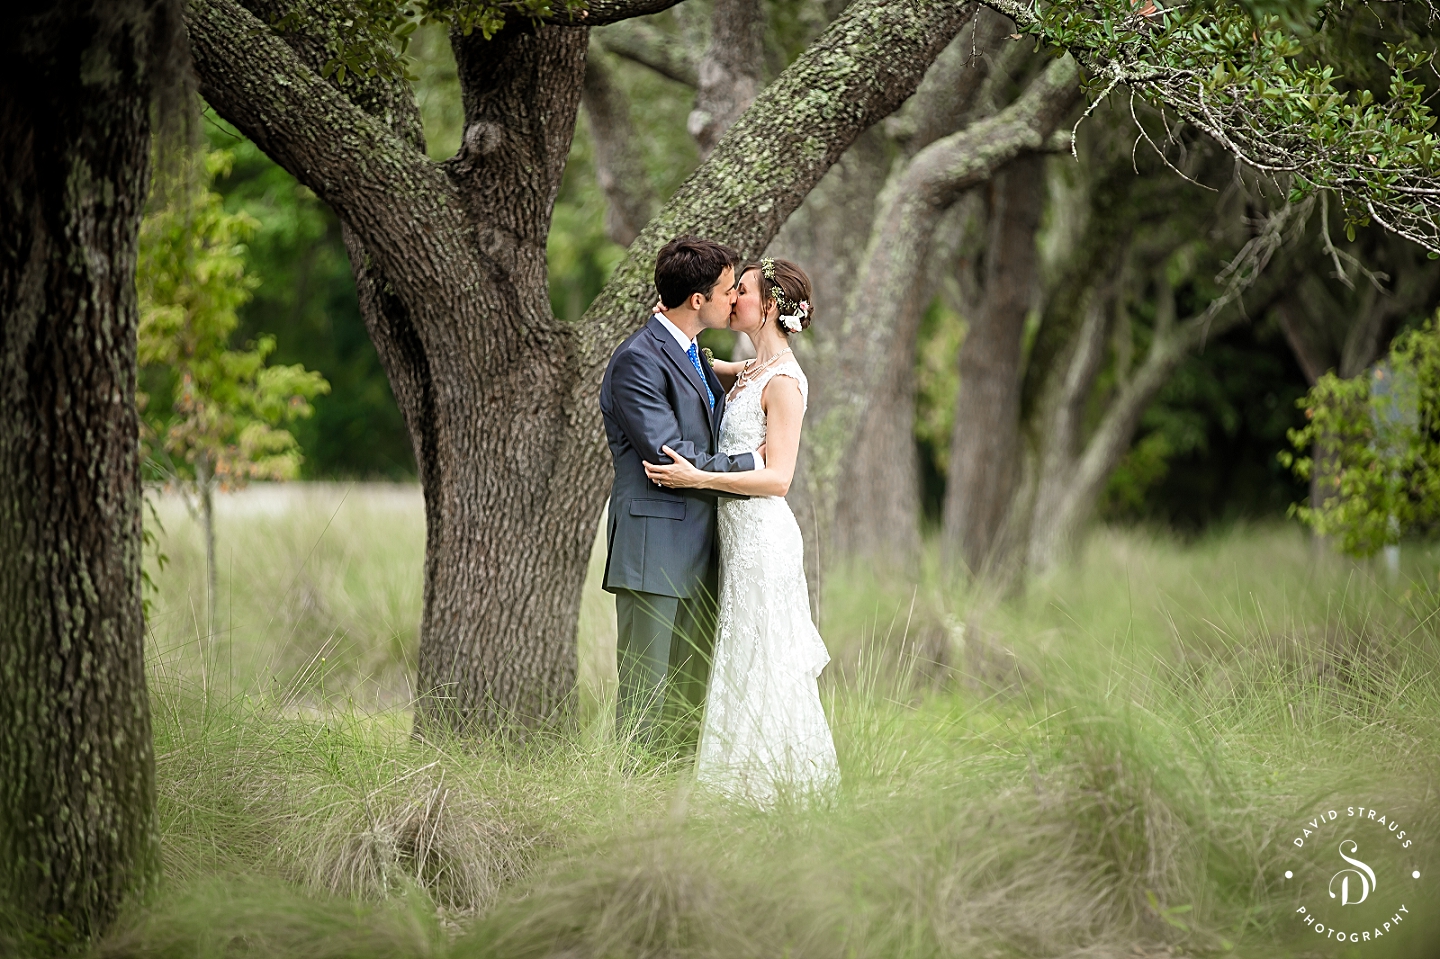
[686,342,715,409]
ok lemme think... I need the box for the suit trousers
[614,589,716,750]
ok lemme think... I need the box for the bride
[644,257,839,805]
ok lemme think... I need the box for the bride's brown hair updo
[741,258,813,335]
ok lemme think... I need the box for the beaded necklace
[728,347,793,400]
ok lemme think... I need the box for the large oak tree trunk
[410,26,598,732]
[941,152,1045,576]
[582,40,657,247]
[188,0,979,732]
[0,0,175,938]
[689,0,765,158]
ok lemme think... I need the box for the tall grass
[146,484,426,705]
[107,488,1440,958]
[145,483,618,713]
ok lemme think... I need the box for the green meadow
[113,484,1440,959]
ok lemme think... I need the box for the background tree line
[207,1,1435,576]
[177,0,1440,735]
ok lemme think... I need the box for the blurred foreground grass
[103,485,1440,957]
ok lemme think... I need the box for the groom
[599,236,759,749]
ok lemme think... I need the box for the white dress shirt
[654,312,696,352]
[653,313,765,470]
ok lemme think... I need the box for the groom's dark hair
[655,236,737,309]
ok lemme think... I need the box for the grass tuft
[98,880,444,959]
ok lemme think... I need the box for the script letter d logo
[1328,840,1377,906]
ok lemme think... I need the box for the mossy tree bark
[0,0,178,940]
[187,0,978,732]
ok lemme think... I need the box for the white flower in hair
[778,298,809,334]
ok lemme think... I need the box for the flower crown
[761,257,810,334]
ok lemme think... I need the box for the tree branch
[825,55,1081,436]
[595,20,698,87]
[575,0,983,372]
[978,0,1440,255]
[238,0,427,150]
[546,0,686,25]
[187,0,465,298]
[910,56,1079,210]
[888,8,1015,157]
[1029,199,1308,570]
[199,1,448,481]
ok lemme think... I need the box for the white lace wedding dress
[695,360,840,805]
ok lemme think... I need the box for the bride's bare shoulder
[767,358,806,383]
[760,364,806,404]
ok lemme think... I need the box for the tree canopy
[994,0,1440,254]
[138,151,330,495]
[171,0,1440,730]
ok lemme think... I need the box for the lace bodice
[720,360,808,457]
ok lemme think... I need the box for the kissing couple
[599,236,838,805]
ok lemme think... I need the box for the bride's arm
[645,376,803,497]
[709,357,745,393]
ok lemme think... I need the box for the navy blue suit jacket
[600,316,756,598]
